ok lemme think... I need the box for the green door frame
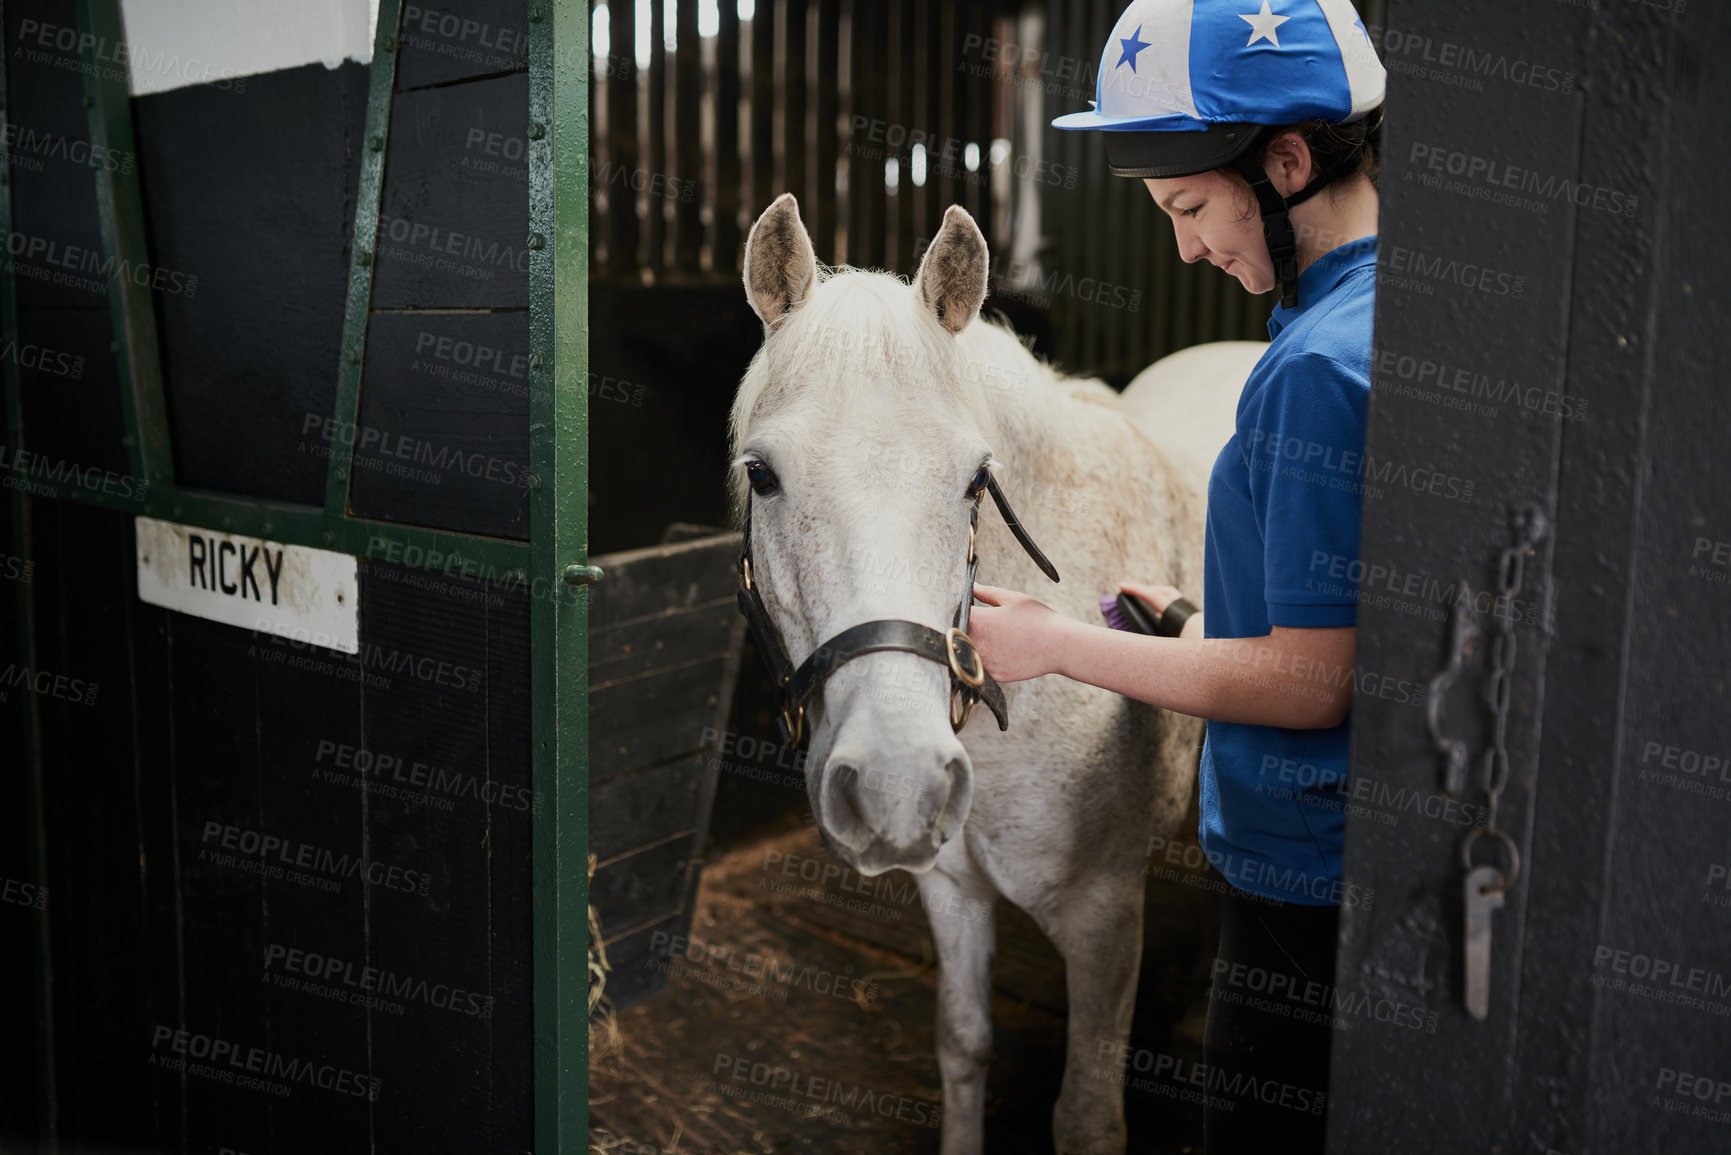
[0,0,592,1146]
[528,2,594,1149]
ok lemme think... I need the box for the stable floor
[589,819,1218,1154]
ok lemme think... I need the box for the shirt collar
[1267,234,1378,339]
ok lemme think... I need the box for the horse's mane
[726,267,1024,529]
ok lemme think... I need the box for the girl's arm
[969,583,1355,730]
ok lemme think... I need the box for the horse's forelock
[727,269,993,528]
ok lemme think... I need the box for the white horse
[728,193,1262,1155]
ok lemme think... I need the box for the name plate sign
[135,516,359,653]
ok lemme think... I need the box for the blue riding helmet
[1053,0,1387,304]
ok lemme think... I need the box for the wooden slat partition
[675,0,702,271]
[750,1,775,220]
[863,0,889,270]
[715,2,742,270]
[606,1,639,276]
[934,4,958,223]
[919,0,943,248]
[844,0,865,266]
[813,0,840,264]
[783,0,809,213]
[884,0,911,272]
[647,0,668,272]
[965,0,988,224]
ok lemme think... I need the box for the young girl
[968,2,1385,1150]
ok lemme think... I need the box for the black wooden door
[1329,3,1730,1152]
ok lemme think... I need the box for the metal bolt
[357,248,373,267]
[563,564,604,585]
[349,349,363,364]
[368,133,384,152]
[382,35,397,51]
[335,466,347,480]
[529,122,545,140]
[451,552,464,567]
[221,516,233,529]
[324,531,336,545]
[529,352,544,369]
[527,233,545,250]
[263,522,274,534]
[529,7,545,22]
[527,472,542,490]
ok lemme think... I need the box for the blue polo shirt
[1197,235,1376,905]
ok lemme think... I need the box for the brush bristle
[1099,592,1133,632]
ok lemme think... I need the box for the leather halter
[736,470,1060,747]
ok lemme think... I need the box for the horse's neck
[963,328,1149,502]
[960,330,1078,494]
[960,325,1205,595]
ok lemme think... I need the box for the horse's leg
[1032,873,1145,1155]
[919,847,999,1155]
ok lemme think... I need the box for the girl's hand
[1118,580,1182,613]
[967,583,1071,683]
[1118,580,1203,639]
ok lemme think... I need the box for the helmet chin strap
[1229,128,1367,309]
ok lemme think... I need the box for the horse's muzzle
[817,746,972,875]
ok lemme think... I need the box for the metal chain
[1461,504,1549,890]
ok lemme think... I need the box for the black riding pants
[1202,875,1341,1154]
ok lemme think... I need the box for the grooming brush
[1099,590,1199,637]
[1100,591,1161,635]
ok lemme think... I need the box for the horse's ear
[742,193,818,329]
[912,205,988,335]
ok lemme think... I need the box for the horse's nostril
[934,755,972,843]
[915,762,955,826]
[822,761,869,846]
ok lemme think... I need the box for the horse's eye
[966,466,990,498]
[746,459,779,494]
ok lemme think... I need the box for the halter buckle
[945,627,986,689]
[741,556,754,591]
